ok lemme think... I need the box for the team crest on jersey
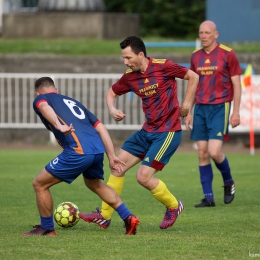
[205,59,210,64]
[144,78,149,83]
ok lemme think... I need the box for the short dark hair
[120,36,147,57]
[35,77,55,91]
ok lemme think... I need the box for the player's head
[35,77,57,95]
[120,36,147,57]
[199,20,218,50]
[120,36,147,72]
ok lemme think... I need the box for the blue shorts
[191,102,231,141]
[122,129,182,171]
[45,150,104,184]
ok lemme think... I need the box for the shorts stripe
[224,102,230,134]
[155,132,175,161]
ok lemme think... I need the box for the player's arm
[37,101,74,134]
[181,69,199,117]
[184,98,195,131]
[230,75,241,128]
[106,87,126,121]
[95,122,126,172]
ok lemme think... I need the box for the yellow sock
[151,180,178,209]
[101,174,125,220]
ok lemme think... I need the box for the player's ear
[215,30,219,39]
[55,87,58,93]
[139,51,145,59]
[35,91,40,96]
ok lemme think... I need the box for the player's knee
[198,149,209,161]
[136,172,150,187]
[32,178,41,192]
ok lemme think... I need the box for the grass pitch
[0,148,259,260]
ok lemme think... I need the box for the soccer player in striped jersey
[23,77,139,236]
[185,20,242,207]
[79,36,199,229]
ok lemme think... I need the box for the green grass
[0,38,259,56]
[0,148,259,260]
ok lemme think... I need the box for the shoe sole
[22,231,56,236]
[125,217,140,235]
[224,195,235,204]
[79,213,110,230]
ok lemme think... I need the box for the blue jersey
[33,93,105,155]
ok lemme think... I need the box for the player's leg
[23,151,92,236]
[194,140,216,207]
[23,168,61,236]
[138,130,184,229]
[208,140,235,204]
[208,102,235,204]
[100,148,141,219]
[83,177,140,235]
[191,104,216,207]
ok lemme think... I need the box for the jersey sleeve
[33,95,52,131]
[112,74,131,96]
[33,95,49,114]
[228,51,242,76]
[190,54,196,72]
[163,59,188,79]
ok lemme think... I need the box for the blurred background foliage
[104,0,205,38]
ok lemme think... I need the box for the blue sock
[215,157,234,185]
[199,164,214,201]
[115,203,131,221]
[40,215,54,229]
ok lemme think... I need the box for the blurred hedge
[104,0,205,38]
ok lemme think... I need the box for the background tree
[104,0,205,38]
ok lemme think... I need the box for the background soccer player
[23,77,139,236]
[79,36,199,229]
[185,20,242,207]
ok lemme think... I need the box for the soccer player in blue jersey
[22,77,140,236]
[185,20,242,207]
[79,36,199,229]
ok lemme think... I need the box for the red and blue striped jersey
[190,43,242,104]
[33,93,105,155]
[112,58,188,132]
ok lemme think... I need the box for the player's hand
[179,106,189,117]
[230,112,240,128]
[184,114,193,131]
[110,108,126,122]
[59,123,75,135]
[109,156,126,173]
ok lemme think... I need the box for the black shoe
[223,183,235,204]
[194,198,216,208]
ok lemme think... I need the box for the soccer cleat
[22,225,56,236]
[124,214,140,235]
[223,183,235,204]
[79,208,111,229]
[194,198,216,208]
[160,200,184,229]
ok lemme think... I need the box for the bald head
[199,20,219,52]
[200,20,217,32]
